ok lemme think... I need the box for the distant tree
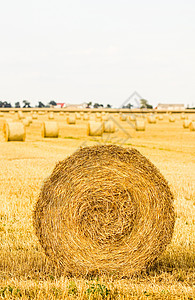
[140,99,153,109]
[93,103,99,108]
[23,100,31,108]
[106,104,112,108]
[86,101,92,108]
[38,101,45,108]
[49,100,57,106]
[122,103,133,109]
[15,102,20,108]
[93,103,104,108]
[1,101,12,108]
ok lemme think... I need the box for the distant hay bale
[120,114,127,121]
[26,116,32,124]
[42,121,59,138]
[0,112,4,117]
[67,114,76,124]
[33,145,175,276]
[87,121,104,136]
[180,113,186,120]
[96,112,102,120]
[183,120,191,128]
[76,112,81,120]
[104,120,115,133]
[38,111,44,115]
[22,118,30,127]
[135,120,146,131]
[48,112,54,120]
[102,114,109,121]
[158,114,163,120]
[89,114,96,121]
[18,111,24,120]
[9,111,15,115]
[59,111,64,116]
[4,122,26,141]
[169,116,175,122]
[32,113,38,119]
[83,114,89,121]
[147,115,156,124]
[129,114,136,121]
[189,121,195,131]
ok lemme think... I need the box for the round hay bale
[135,120,146,131]
[158,114,163,120]
[9,110,15,115]
[104,120,115,133]
[87,121,104,136]
[189,121,195,131]
[0,112,4,117]
[4,122,26,141]
[120,114,127,121]
[129,114,136,121]
[76,112,81,120]
[67,114,76,124]
[180,113,186,120]
[18,111,24,120]
[83,114,89,121]
[32,113,38,119]
[59,111,64,116]
[147,116,156,124]
[42,121,59,138]
[183,120,191,128]
[89,114,96,121]
[48,112,54,120]
[96,112,102,120]
[33,145,175,276]
[169,116,175,122]
[38,111,44,115]
[102,114,109,121]
[26,116,32,124]
[22,118,30,127]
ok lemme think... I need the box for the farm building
[156,103,185,110]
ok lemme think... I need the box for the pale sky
[0,0,195,108]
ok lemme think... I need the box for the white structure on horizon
[56,102,88,109]
[156,103,185,110]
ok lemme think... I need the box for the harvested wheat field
[0,111,195,299]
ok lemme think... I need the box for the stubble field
[0,111,194,299]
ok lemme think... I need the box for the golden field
[0,111,195,299]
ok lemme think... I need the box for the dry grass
[0,112,194,299]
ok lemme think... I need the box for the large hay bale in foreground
[87,121,104,136]
[33,145,175,276]
[4,122,26,141]
[42,121,59,138]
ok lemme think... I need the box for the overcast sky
[0,0,195,108]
